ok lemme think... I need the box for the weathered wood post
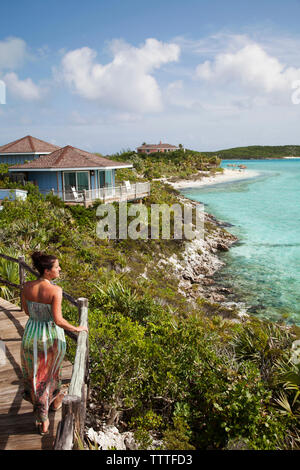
[72,297,88,446]
[55,396,78,450]
[54,297,89,450]
[83,189,87,208]
[18,255,25,309]
[78,298,90,400]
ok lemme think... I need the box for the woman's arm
[51,287,88,333]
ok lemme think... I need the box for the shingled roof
[0,135,60,154]
[9,145,133,170]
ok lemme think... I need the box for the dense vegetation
[201,145,300,160]
[0,153,299,450]
[98,149,222,181]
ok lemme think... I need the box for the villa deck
[52,182,151,206]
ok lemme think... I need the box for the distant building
[137,141,179,154]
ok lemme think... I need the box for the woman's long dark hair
[31,251,57,276]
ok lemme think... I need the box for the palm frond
[274,391,293,415]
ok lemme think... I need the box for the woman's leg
[51,391,65,409]
[41,418,49,433]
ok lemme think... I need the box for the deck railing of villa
[0,253,89,450]
[83,181,151,202]
[47,182,151,204]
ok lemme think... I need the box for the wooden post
[54,297,89,450]
[18,255,25,309]
[81,298,90,401]
[85,340,90,402]
[83,189,87,208]
[55,396,80,450]
[70,298,88,441]
[77,297,88,322]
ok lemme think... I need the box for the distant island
[201,145,300,160]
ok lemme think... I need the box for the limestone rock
[86,425,138,450]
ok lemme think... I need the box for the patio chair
[71,186,84,202]
[124,180,132,192]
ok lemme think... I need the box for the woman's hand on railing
[75,326,89,333]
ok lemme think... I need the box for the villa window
[63,171,90,192]
[98,169,113,188]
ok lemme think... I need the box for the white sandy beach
[167,168,261,189]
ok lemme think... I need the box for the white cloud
[0,37,28,70]
[58,38,180,112]
[4,72,43,101]
[196,42,300,94]
[174,33,250,57]
[0,37,44,102]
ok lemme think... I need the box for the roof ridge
[28,135,35,152]
[54,146,71,165]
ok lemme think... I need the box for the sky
[1,0,300,154]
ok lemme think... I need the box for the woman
[21,251,88,436]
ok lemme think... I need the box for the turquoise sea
[180,159,300,325]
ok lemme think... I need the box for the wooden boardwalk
[0,297,73,450]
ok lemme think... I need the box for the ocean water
[180,159,300,325]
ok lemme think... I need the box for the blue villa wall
[26,171,58,193]
[0,154,45,165]
[11,168,116,195]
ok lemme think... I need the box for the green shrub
[85,281,294,449]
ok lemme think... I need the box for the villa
[0,135,60,165]
[8,144,150,205]
[137,141,179,154]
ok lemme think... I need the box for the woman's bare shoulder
[23,280,37,287]
[22,280,38,291]
[51,284,63,297]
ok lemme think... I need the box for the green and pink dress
[21,300,66,423]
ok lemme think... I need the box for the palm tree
[0,248,21,301]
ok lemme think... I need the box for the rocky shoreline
[156,193,249,318]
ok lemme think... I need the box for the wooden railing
[54,297,89,450]
[0,253,89,449]
[40,182,151,205]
